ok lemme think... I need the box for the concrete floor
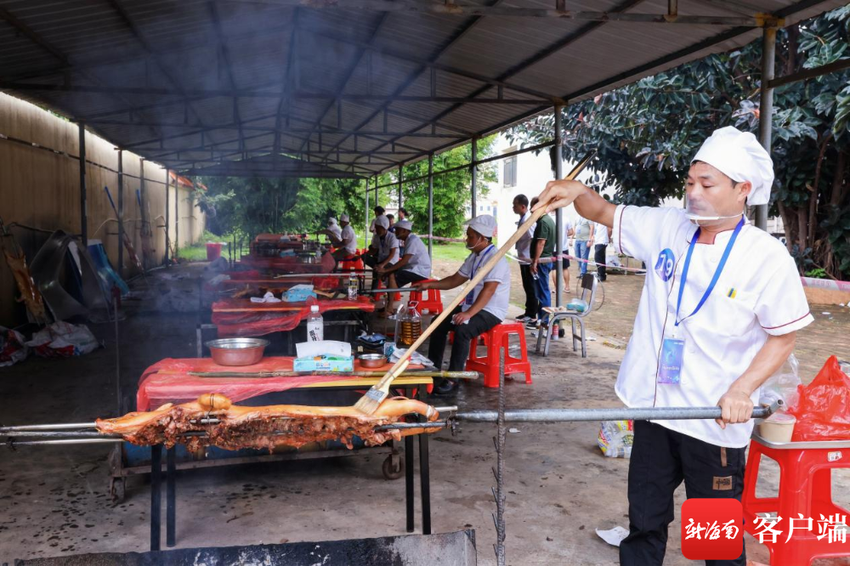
[1,264,849,565]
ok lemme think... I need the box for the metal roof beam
[298,26,564,104]
[349,0,647,167]
[296,12,390,155]
[84,118,466,138]
[208,1,246,153]
[317,0,503,163]
[235,0,765,26]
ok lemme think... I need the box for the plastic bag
[25,321,100,358]
[598,420,633,458]
[788,356,850,441]
[567,298,589,312]
[759,353,802,411]
[0,326,28,367]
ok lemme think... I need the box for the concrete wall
[0,93,204,327]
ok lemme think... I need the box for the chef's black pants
[427,305,501,372]
[620,420,746,566]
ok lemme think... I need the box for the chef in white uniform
[379,220,431,288]
[320,214,358,261]
[414,215,510,395]
[534,126,812,566]
[363,215,399,289]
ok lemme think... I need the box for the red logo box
[681,498,743,560]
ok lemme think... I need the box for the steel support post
[428,154,434,258]
[78,123,88,246]
[756,26,776,231]
[398,164,403,210]
[140,159,147,271]
[471,136,478,217]
[365,177,370,244]
[174,173,180,260]
[554,106,564,308]
[164,170,170,266]
[117,149,124,274]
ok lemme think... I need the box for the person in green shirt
[528,196,556,327]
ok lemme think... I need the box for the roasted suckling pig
[96,394,440,451]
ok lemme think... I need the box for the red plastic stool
[338,254,364,271]
[742,435,850,565]
[408,279,444,315]
[374,278,401,303]
[465,322,532,388]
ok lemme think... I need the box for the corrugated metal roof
[0,0,843,178]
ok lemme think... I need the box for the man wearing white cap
[414,214,510,395]
[378,220,431,288]
[326,217,342,240]
[534,126,812,566]
[363,214,400,289]
[320,214,357,261]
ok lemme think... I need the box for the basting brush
[354,151,596,415]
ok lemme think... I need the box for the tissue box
[283,284,317,302]
[293,355,354,373]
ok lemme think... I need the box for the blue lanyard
[471,245,496,278]
[675,216,745,326]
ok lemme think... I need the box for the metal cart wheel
[382,453,405,480]
[109,476,126,504]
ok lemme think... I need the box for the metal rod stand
[493,349,506,565]
[150,444,162,551]
[166,446,176,547]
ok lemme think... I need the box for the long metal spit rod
[457,400,783,423]
[0,403,779,436]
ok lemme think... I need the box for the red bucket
[206,242,223,260]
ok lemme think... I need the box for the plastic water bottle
[347,272,358,300]
[306,305,323,342]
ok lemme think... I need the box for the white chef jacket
[328,223,342,239]
[398,234,431,278]
[339,224,357,255]
[612,204,813,448]
[458,245,511,321]
[371,231,399,263]
[515,212,536,261]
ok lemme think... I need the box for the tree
[196,175,365,239]
[370,136,497,239]
[507,6,850,278]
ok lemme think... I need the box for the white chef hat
[464,214,497,238]
[340,214,350,222]
[691,126,775,206]
[395,220,412,231]
[328,217,338,225]
[374,215,389,229]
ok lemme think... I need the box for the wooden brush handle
[373,151,595,392]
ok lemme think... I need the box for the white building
[488,134,600,247]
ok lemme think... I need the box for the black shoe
[433,379,459,396]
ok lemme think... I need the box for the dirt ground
[0,261,848,565]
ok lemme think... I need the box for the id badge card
[658,320,684,385]
[464,290,475,306]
